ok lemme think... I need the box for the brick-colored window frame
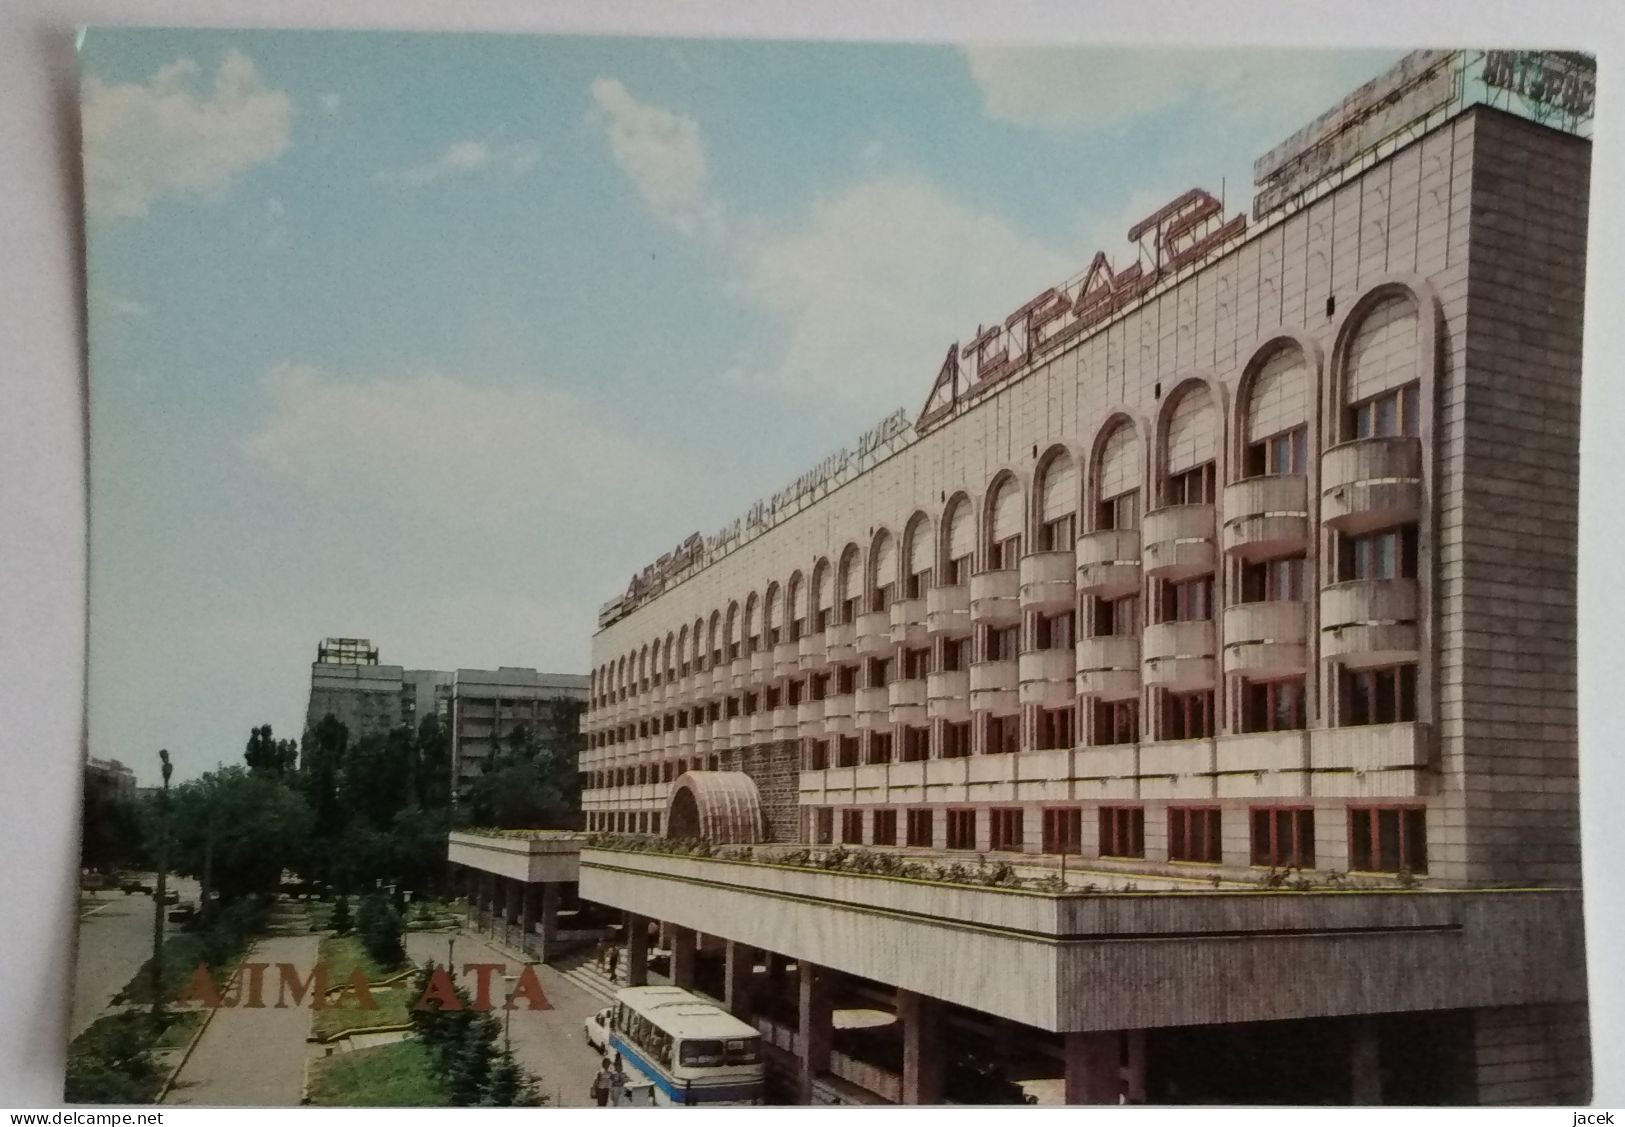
[989,807,1024,852]
[813,807,833,845]
[1348,805,1428,874]
[1168,806,1222,863]
[905,808,934,848]
[1250,806,1315,867]
[872,809,897,847]
[840,808,864,845]
[1099,805,1146,858]
[946,808,977,850]
[1041,807,1082,854]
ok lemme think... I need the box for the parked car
[584,1006,611,1052]
[120,880,151,896]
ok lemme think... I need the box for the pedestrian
[607,944,621,982]
[590,1058,614,1107]
[594,936,607,973]
[609,1053,629,1107]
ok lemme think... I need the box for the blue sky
[81,27,1402,783]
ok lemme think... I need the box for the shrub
[356,893,405,969]
[331,895,353,934]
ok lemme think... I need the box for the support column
[519,885,538,956]
[897,989,945,1105]
[797,961,833,1104]
[626,913,649,986]
[724,941,755,1020]
[482,873,496,932]
[1063,1031,1120,1105]
[504,878,520,945]
[1350,1017,1382,1105]
[541,882,561,943]
[1124,1030,1147,1104]
[671,926,698,989]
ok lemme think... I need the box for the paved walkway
[164,933,318,1106]
[404,930,606,1107]
[70,877,201,1039]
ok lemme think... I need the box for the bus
[604,985,765,1106]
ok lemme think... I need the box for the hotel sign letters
[916,186,1247,431]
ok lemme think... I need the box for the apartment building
[567,51,1592,1104]
[446,667,589,792]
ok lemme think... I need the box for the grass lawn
[307,1039,447,1107]
[311,934,414,1040]
[118,932,221,1005]
[151,1010,202,1051]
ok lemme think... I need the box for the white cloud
[381,139,541,186]
[243,364,661,528]
[589,77,722,239]
[83,49,294,221]
[961,47,1378,136]
[732,174,1076,408]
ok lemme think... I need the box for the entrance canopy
[666,770,766,843]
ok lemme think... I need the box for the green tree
[330,895,352,934]
[302,713,350,840]
[461,699,585,830]
[356,891,405,968]
[244,724,297,776]
[482,1049,545,1107]
[445,1010,502,1106]
[413,714,451,812]
[162,767,313,902]
[80,768,144,874]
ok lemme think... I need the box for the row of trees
[86,697,586,905]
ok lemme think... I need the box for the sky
[80,27,1403,784]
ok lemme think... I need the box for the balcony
[1142,619,1217,689]
[823,693,855,735]
[888,679,927,726]
[890,598,928,647]
[1018,649,1076,708]
[797,699,823,738]
[729,657,749,692]
[926,669,970,723]
[774,641,799,679]
[1019,550,1076,613]
[969,569,1020,626]
[1075,528,1141,597]
[693,721,713,755]
[826,622,857,665]
[856,611,892,657]
[1142,504,1217,580]
[770,705,797,741]
[750,647,773,683]
[674,733,695,760]
[1222,475,1310,560]
[926,584,972,637]
[799,631,829,673]
[1320,578,1420,668]
[855,686,889,730]
[969,659,1019,716]
[1076,635,1139,700]
[713,716,738,752]
[1224,600,1310,676]
[1321,437,1423,534]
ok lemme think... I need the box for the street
[404,931,606,1107]
[69,876,200,1039]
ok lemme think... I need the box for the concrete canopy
[666,771,766,843]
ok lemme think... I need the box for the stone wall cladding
[722,741,801,842]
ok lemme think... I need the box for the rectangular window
[872,809,897,846]
[1168,807,1222,863]
[946,808,977,850]
[901,726,930,762]
[868,732,893,765]
[905,568,933,600]
[1250,807,1315,867]
[941,721,972,759]
[1092,699,1139,746]
[1164,462,1216,506]
[1095,595,1139,638]
[806,740,829,771]
[1098,489,1140,532]
[1159,576,1213,623]
[813,808,833,845]
[1033,612,1076,651]
[868,657,893,687]
[984,625,1020,661]
[906,808,934,848]
[1239,555,1307,602]
[1348,806,1427,874]
[985,714,1020,755]
[1242,678,1307,733]
[903,647,933,679]
[1041,808,1082,854]
[989,535,1023,570]
[1244,426,1308,477]
[840,808,864,845]
[1339,525,1419,581]
[1350,383,1422,440]
[837,665,858,694]
[944,555,970,585]
[941,637,969,672]
[1340,665,1418,726]
[1035,706,1075,750]
[1099,806,1146,858]
[989,808,1024,851]
[1161,690,1214,740]
[1042,513,1077,552]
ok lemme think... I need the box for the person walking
[606,943,621,982]
[590,1058,615,1107]
[594,936,607,973]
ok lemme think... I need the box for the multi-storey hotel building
[523,51,1594,1104]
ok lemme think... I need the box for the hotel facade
[469,51,1594,1104]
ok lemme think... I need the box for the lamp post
[501,973,519,1051]
[446,935,456,982]
[149,749,172,1023]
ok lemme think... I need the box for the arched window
[708,611,723,666]
[1035,448,1078,550]
[764,582,781,646]
[1242,348,1310,477]
[743,592,760,656]
[1162,385,1218,506]
[1095,421,1141,531]
[941,495,974,585]
[902,513,934,598]
[836,545,862,624]
[868,530,896,612]
[811,559,833,633]
[677,626,690,676]
[786,572,806,641]
[985,476,1024,569]
[1342,294,1421,441]
[724,602,742,661]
